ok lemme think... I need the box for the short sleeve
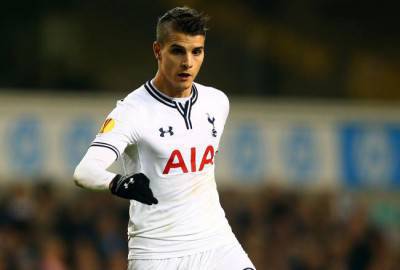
[91,100,139,160]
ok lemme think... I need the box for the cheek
[162,57,178,72]
[194,58,204,71]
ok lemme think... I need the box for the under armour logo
[207,114,217,137]
[123,177,135,189]
[159,126,174,137]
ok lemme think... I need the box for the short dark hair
[156,7,209,43]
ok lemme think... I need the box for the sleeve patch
[99,118,115,133]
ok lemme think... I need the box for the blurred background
[1,0,399,269]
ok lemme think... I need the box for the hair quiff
[156,7,209,43]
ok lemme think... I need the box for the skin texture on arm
[73,147,117,190]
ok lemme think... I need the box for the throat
[152,76,192,98]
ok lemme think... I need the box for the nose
[181,53,193,69]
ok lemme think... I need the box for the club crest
[207,114,217,137]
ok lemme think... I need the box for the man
[74,6,256,270]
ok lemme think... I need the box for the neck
[153,72,191,98]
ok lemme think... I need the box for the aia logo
[163,145,215,174]
[159,126,174,137]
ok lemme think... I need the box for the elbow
[73,164,87,188]
[73,178,84,189]
[72,159,112,190]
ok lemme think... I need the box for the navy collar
[144,80,199,130]
[144,80,198,108]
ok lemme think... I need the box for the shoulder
[104,84,149,123]
[111,83,158,116]
[120,84,149,108]
[194,82,229,107]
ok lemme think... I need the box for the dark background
[1,0,399,99]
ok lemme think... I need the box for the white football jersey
[92,80,236,259]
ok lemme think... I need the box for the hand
[109,173,158,205]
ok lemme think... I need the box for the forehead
[162,32,205,48]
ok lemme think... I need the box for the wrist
[109,174,122,192]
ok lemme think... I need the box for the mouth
[177,72,191,79]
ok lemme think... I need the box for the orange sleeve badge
[99,118,115,133]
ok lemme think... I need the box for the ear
[153,41,161,60]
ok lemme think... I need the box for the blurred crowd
[0,181,399,270]
[0,182,127,270]
[223,187,400,270]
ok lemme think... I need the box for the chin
[175,81,192,90]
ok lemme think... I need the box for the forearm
[73,147,117,190]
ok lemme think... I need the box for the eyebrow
[170,44,204,50]
[170,44,184,49]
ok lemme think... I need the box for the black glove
[109,173,158,205]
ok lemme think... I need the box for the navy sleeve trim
[90,142,120,160]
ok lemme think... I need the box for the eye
[171,47,185,55]
[193,48,203,56]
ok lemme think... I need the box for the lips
[178,72,191,78]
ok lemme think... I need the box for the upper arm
[217,90,230,126]
[73,100,141,189]
[91,102,140,160]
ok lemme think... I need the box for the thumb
[151,197,158,204]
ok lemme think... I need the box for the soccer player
[74,6,256,270]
